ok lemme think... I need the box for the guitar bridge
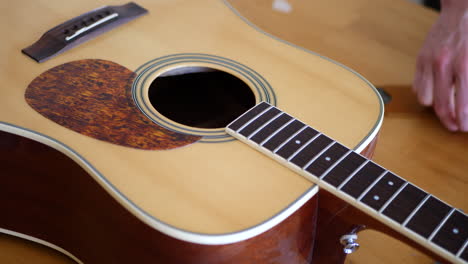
[21,2,148,63]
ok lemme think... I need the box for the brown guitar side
[0,131,320,264]
[6,129,430,264]
[313,187,450,264]
[0,129,388,264]
[310,137,448,264]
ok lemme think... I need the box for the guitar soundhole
[148,67,256,129]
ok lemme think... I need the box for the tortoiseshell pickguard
[25,59,201,150]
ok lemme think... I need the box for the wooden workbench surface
[230,0,466,263]
[1,0,466,263]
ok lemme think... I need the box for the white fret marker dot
[388,181,394,186]
[325,156,331,161]
[295,140,301,144]
[373,195,380,201]
[453,228,459,234]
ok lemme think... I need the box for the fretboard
[226,102,468,264]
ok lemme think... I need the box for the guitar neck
[226,102,468,264]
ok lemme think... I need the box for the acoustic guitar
[0,0,466,263]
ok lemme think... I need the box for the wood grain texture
[0,131,318,264]
[313,189,448,264]
[25,59,201,150]
[0,132,378,264]
[0,130,382,264]
[0,0,381,238]
[0,234,72,264]
[6,0,460,263]
[228,0,467,263]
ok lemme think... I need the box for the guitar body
[1,131,322,263]
[0,0,383,263]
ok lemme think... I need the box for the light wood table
[1,0,466,263]
[229,0,467,263]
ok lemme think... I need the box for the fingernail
[447,123,458,132]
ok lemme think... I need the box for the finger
[449,85,456,120]
[433,48,458,131]
[413,52,435,105]
[412,55,423,95]
[455,54,468,131]
[413,54,425,94]
[417,64,434,106]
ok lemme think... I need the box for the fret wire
[428,208,456,241]
[247,111,284,140]
[234,105,273,133]
[357,170,388,201]
[318,149,353,180]
[402,194,431,227]
[229,103,468,262]
[272,124,307,153]
[301,140,336,170]
[456,239,468,257]
[286,132,323,162]
[337,160,370,190]
[259,118,295,146]
[378,181,409,213]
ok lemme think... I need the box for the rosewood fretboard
[226,102,468,264]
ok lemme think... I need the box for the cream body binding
[0,0,382,246]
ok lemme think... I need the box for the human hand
[413,0,468,131]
